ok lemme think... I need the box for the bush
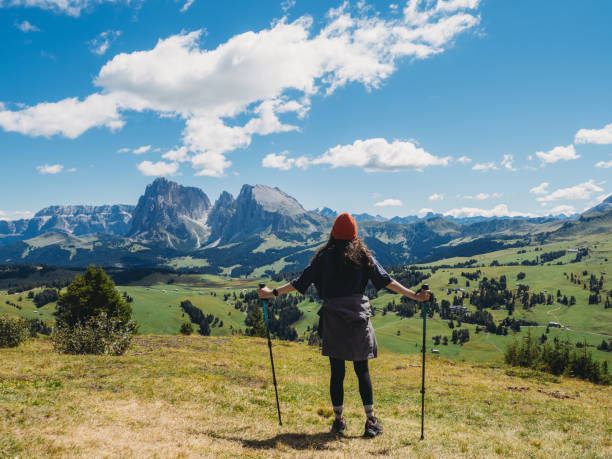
[0,315,30,347]
[180,322,194,335]
[52,312,136,355]
[28,318,52,337]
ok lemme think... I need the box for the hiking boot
[331,417,347,435]
[363,416,383,438]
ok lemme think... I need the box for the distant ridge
[0,179,608,272]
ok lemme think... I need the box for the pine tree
[245,306,267,338]
[199,319,211,336]
[56,266,132,327]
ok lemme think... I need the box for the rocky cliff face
[212,184,328,243]
[0,204,134,240]
[207,191,237,245]
[128,178,211,249]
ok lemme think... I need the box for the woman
[258,213,431,438]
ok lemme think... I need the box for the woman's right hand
[413,290,431,302]
[257,287,274,299]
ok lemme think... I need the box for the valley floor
[1,336,611,458]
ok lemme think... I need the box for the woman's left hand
[414,290,431,302]
[257,287,274,299]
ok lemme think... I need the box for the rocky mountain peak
[239,184,308,217]
[207,184,327,244]
[128,178,212,249]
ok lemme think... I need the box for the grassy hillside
[1,234,610,366]
[0,288,58,323]
[1,336,610,458]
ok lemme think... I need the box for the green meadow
[2,235,611,366]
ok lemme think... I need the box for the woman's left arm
[257,282,296,299]
[386,279,431,302]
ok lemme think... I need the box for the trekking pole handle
[419,284,430,292]
[258,283,270,325]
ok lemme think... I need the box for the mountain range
[0,178,609,275]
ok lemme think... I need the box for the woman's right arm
[385,279,431,302]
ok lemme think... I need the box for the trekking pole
[419,284,430,440]
[258,283,283,426]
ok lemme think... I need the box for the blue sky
[1,0,611,220]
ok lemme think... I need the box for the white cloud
[312,138,450,172]
[429,193,444,201]
[575,123,612,145]
[191,152,231,177]
[36,164,64,174]
[3,0,123,16]
[15,20,40,32]
[457,155,472,164]
[536,180,604,203]
[501,154,516,171]
[162,146,190,162]
[473,192,502,200]
[595,159,612,169]
[375,198,403,207]
[472,162,497,171]
[132,145,151,155]
[535,144,579,164]
[0,93,123,138]
[547,204,576,215]
[417,207,434,217]
[262,151,310,171]
[88,30,121,55]
[137,160,179,176]
[281,0,295,12]
[434,0,480,13]
[0,2,480,176]
[0,210,35,221]
[443,204,536,218]
[180,0,195,12]
[529,182,549,195]
[262,138,450,172]
[263,152,292,170]
[117,145,154,155]
[66,167,77,173]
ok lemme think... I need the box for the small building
[450,306,469,315]
[548,322,562,328]
[432,349,440,354]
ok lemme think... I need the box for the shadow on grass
[208,431,362,451]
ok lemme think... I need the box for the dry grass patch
[1,336,611,458]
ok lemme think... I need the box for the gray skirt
[320,294,378,361]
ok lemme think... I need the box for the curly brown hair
[311,235,374,277]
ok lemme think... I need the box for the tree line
[505,330,610,385]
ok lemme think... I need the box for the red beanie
[331,213,357,240]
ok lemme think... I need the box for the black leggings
[329,357,373,407]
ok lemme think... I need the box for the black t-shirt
[291,248,392,300]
